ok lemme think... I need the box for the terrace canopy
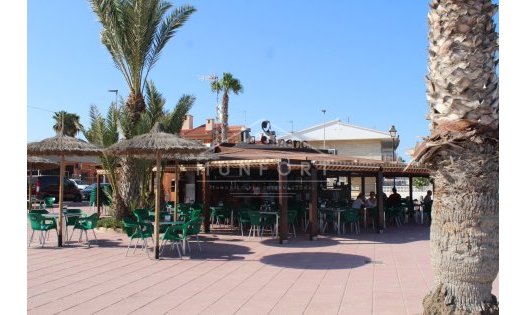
[178,143,430,243]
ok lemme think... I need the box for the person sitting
[387,187,402,207]
[365,191,377,208]
[351,192,365,209]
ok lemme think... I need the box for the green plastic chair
[133,208,154,227]
[64,209,84,244]
[70,213,99,247]
[122,216,153,257]
[321,210,336,233]
[238,209,251,236]
[44,196,55,213]
[247,211,262,238]
[160,225,184,258]
[260,212,277,238]
[366,207,378,230]
[287,209,298,238]
[28,213,57,248]
[28,209,49,215]
[386,206,404,227]
[342,208,361,234]
[184,217,203,253]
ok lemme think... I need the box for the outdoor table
[321,208,345,235]
[42,211,84,245]
[260,211,279,238]
[28,198,45,210]
[211,206,235,230]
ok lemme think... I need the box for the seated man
[387,187,402,207]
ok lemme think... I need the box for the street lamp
[321,109,327,149]
[108,89,118,106]
[389,125,397,161]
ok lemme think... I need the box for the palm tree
[90,0,195,133]
[89,0,196,215]
[52,111,84,137]
[415,0,499,313]
[85,83,195,219]
[211,72,243,143]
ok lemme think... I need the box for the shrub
[97,217,123,229]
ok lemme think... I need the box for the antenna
[199,73,220,116]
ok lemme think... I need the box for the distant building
[280,119,399,161]
[179,115,246,146]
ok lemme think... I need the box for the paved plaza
[27,205,499,315]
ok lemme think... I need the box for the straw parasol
[105,122,210,259]
[27,156,59,209]
[27,133,103,246]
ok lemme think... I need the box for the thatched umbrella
[27,134,102,246]
[27,156,59,209]
[105,122,210,259]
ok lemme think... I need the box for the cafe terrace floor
[27,205,499,315]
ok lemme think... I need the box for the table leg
[363,208,367,232]
[337,212,341,235]
[231,210,234,230]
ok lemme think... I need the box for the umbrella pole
[154,153,161,259]
[58,155,65,247]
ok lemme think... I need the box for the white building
[280,119,399,161]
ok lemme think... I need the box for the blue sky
[27,1,497,161]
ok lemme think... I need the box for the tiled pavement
[27,206,499,315]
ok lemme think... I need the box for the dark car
[81,183,112,201]
[28,175,83,202]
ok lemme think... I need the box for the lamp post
[389,125,397,161]
[321,109,327,149]
[108,89,118,106]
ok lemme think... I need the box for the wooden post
[202,165,211,233]
[58,155,65,247]
[173,161,179,204]
[409,176,414,201]
[154,153,161,259]
[309,163,318,240]
[278,161,289,244]
[361,176,366,195]
[96,173,101,215]
[376,168,385,231]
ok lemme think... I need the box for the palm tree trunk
[114,156,140,220]
[221,92,229,143]
[422,141,498,314]
[419,0,499,313]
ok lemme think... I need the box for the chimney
[205,118,215,131]
[182,115,193,130]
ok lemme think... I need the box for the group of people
[350,188,433,210]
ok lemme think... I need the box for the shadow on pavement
[260,252,369,269]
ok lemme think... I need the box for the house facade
[179,115,246,146]
[279,119,399,161]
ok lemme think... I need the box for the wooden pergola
[176,143,430,244]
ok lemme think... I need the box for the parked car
[70,178,89,190]
[81,183,112,201]
[28,175,83,202]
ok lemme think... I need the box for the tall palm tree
[415,0,499,313]
[90,0,196,132]
[211,72,243,143]
[89,0,196,215]
[52,111,84,137]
